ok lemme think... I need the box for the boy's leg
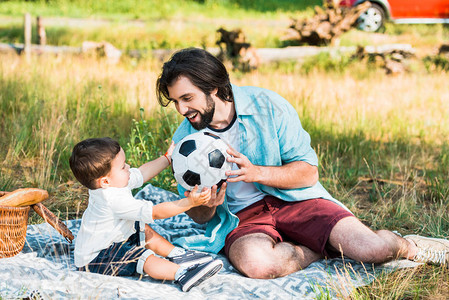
[143,224,175,256]
[143,224,213,267]
[140,252,179,280]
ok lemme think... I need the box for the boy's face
[103,148,130,188]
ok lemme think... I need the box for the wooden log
[285,1,371,45]
[37,16,46,46]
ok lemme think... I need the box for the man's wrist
[254,165,265,184]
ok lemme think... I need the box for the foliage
[126,108,180,193]
[423,54,449,72]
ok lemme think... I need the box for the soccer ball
[171,132,232,191]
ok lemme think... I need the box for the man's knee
[228,233,317,278]
[228,233,285,278]
[240,261,281,279]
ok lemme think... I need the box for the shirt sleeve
[272,92,318,166]
[106,188,154,223]
[127,168,144,190]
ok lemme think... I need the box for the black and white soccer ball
[171,132,232,191]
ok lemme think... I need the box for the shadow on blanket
[0,184,420,299]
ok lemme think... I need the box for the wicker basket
[0,205,30,258]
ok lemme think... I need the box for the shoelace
[414,248,448,265]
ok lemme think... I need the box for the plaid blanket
[0,184,419,299]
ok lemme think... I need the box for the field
[1,0,449,298]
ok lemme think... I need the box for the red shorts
[224,196,354,258]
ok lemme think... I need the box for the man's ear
[211,88,218,96]
[98,176,109,188]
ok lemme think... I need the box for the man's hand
[225,146,319,189]
[225,146,260,183]
[184,182,227,208]
[184,182,227,224]
[186,185,212,207]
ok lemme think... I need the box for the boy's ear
[98,176,109,188]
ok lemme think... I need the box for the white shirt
[74,168,154,267]
[203,115,265,214]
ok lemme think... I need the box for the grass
[1,51,448,283]
[1,0,449,298]
[1,1,448,51]
[1,49,449,298]
[0,0,320,19]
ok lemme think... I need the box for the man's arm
[184,183,227,224]
[225,146,318,189]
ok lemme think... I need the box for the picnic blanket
[0,184,420,299]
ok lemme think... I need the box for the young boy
[69,137,223,292]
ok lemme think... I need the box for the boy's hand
[165,141,175,160]
[187,185,212,207]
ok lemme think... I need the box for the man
[156,48,449,279]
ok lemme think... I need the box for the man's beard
[189,94,215,130]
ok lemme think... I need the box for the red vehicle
[340,0,449,32]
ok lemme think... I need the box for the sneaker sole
[182,260,223,292]
[176,256,213,268]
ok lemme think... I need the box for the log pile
[283,1,371,46]
[215,27,259,71]
[439,43,449,57]
[81,41,122,64]
[352,44,415,75]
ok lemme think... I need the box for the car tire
[357,2,386,32]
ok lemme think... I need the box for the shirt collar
[231,84,258,116]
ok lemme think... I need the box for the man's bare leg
[228,233,323,279]
[328,216,418,263]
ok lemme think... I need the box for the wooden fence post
[37,16,46,46]
[24,13,32,57]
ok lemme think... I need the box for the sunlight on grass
[0,49,448,299]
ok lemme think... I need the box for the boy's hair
[69,137,121,190]
[156,47,234,107]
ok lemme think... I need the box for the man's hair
[156,48,234,107]
[69,137,121,190]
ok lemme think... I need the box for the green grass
[0,0,320,19]
[1,0,448,51]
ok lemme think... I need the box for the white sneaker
[404,235,449,266]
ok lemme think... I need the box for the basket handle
[32,203,74,243]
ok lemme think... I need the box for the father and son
[69,48,449,292]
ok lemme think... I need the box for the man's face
[167,76,216,130]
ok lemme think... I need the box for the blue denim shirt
[172,84,350,253]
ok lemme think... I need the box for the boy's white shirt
[74,168,153,267]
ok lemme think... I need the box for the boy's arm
[152,186,211,220]
[138,141,174,182]
[138,156,169,183]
